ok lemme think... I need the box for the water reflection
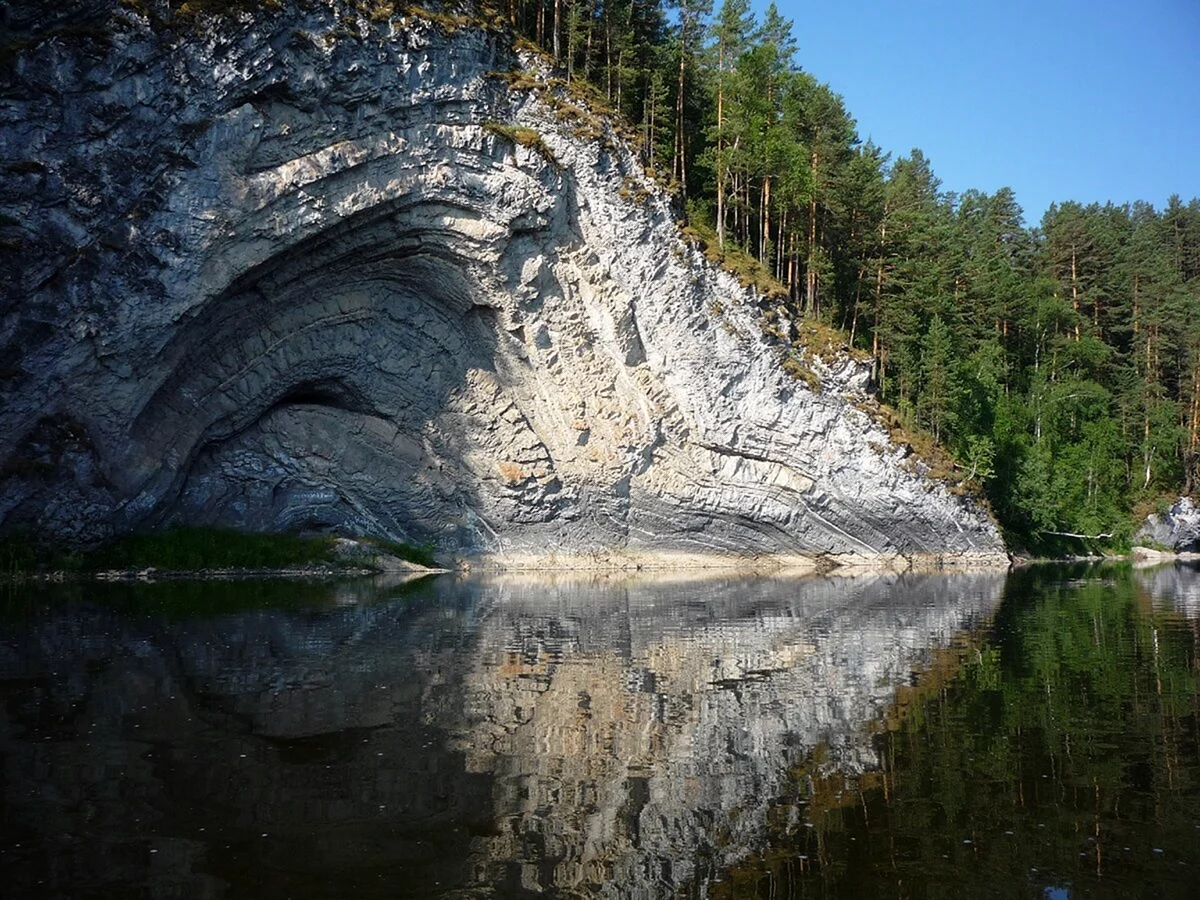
[450,572,1003,896]
[1136,559,1200,617]
[0,570,1000,898]
[721,563,1200,899]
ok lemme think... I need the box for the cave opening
[270,379,376,417]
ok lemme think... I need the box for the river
[1,564,1197,898]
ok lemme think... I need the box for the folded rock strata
[0,1,1007,567]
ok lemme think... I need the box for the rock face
[0,1,1006,566]
[1135,498,1200,553]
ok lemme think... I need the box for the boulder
[1135,498,1200,553]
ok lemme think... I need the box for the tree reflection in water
[721,563,1200,899]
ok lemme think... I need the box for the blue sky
[761,0,1200,226]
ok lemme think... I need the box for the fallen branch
[1040,530,1115,540]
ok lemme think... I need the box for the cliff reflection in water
[0,571,1003,897]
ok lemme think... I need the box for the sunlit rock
[1135,497,1200,554]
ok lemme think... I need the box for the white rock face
[0,2,1006,567]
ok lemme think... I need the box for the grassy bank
[84,527,340,571]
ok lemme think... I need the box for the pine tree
[667,0,712,203]
[707,0,754,248]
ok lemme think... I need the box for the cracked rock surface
[0,1,1006,567]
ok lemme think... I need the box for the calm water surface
[1,565,1198,898]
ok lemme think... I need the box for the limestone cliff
[0,1,1006,567]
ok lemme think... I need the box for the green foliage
[961,433,995,482]
[82,527,341,572]
[0,533,40,578]
[0,531,84,577]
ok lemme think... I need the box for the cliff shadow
[116,194,524,554]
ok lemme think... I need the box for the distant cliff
[0,0,1006,568]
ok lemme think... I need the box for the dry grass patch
[398,3,472,32]
[780,355,822,393]
[483,121,558,167]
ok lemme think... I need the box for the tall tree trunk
[1144,324,1156,491]
[1188,353,1200,493]
[715,48,725,248]
[1132,274,1140,340]
[759,176,770,262]
[615,0,634,117]
[615,47,623,110]
[789,231,798,302]
[776,207,786,282]
[674,6,689,206]
[806,149,818,317]
[583,2,593,81]
[1145,411,1153,489]
[730,172,739,244]
[872,215,887,385]
[849,264,865,346]
[553,0,561,59]
[566,0,574,80]
[716,157,725,246]
[604,10,612,100]
[1070,245,1081,341]
[739,176,748,248]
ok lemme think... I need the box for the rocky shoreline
[7,548,1013,583]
